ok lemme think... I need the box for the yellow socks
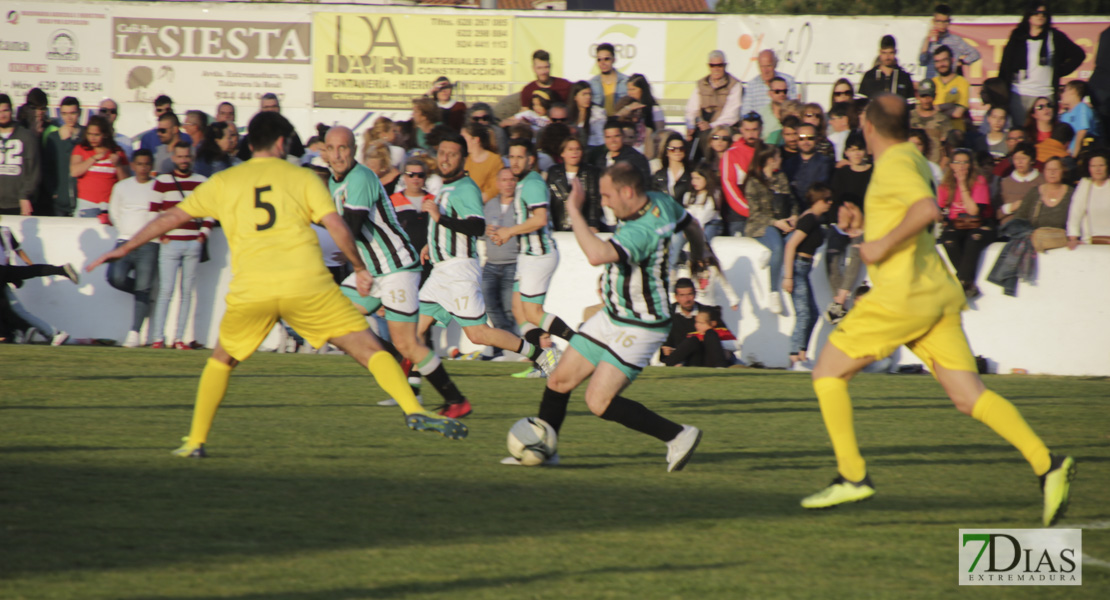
[368,351,423,415]
[972,390,1052,476]
[814,377,867,482]
[186,358,233,445]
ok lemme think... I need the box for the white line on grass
[1083,554,1110,569]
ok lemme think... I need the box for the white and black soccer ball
[506,417,557,466]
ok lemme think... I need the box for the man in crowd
[594,118,650,187]
[152,112,186,175]
[686,50,741,159]
[98,99,133,160]
[41,96,82,216]
[992,129,1034,178]
[759,77,790,144]
[801,93,1074,531]
[106,149,161,348]
[721,113,762,236]
[239,93,304,162]
[521,50,573,109]
[511,164,705,470]
[741,50,798,116]
[0,94,40,216]
[780,115,802,162]
[918,4,980,80]
[909,79,952,164]
[215,102,236,124]
[932,45,971,133]
[16,88,50,141]
[482,167,521,347]
[1,224,76,345]
[859,35,915,100]
[661,278,722,363]
[140,96,190,152]
[589,43,630,116]
[784,123,835,204]
[183,110,209,153]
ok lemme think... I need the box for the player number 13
[254,186,276,231]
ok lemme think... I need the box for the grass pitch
[1,346,1108,599]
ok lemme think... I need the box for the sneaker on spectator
[151,340,166,349]
[767,291,783,315]
[62,263,80,285]
[25,327,38,343]
[51,331,69,346]
[825,302,847,324]
[122,331,142,348]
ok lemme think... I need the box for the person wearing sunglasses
[151,112,186,175]
[740,50,797,117]
[588,42,629,117]
[139,95,188,153]
[999,3,1084,124]
[858,35,916,102]
[98,99,134,160]
[465,102,509,160]
[1023,95,1059,144]
[686,50,740,162]
[520,49,572,111]
[918,4,980,80]
[909,79,953,165]
[756,76,791,146]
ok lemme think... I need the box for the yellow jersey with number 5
[177,157,337,302]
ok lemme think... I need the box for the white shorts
[341,270,421,321]
[418,258,488,327]
[570,310,668,380]
[514,252,559,304]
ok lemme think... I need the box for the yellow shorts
[827,298,978,373]
[219,285,369,361]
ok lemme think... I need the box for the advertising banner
[313,12,515,110]
[0,5,111,107]
[111,8,312,115]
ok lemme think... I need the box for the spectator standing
[151,112,185,174]
[758,77,790,145]
[238,94,305,162]
[993,129,1035,178]
[215,102,236,124]
[1067,151,1110,248]
[999,3,1084,124]
[830,79,856,108]
[975,106,1012,159]
[1091,25,1110,140]
[932,45,971,132]
[589,43,629,116]
[401,97,440,153]
[182,110,208,154]
[783,184,833,370]
[686,50,742,161]
[1059,81,1100,158]
[720,114,762,236]
[482,167,520,338]
[389,158,433,263]
[567,81,606,150]
[998,143,1043,224]
[938,148,995,298]
[71,115,130,221]
[430,77,467,132]
[779,116,802,161]
[149,143,210,350]
[783,123,835,205]
[466,103,509,158]
[364,142,401,197]
[97,99,133,160]
[745,144,795,314]
[521,50,573,109]
[741,50,798,116]
[919,4,981,80]
[910,80,953,165]
[15,88,49,142]
[859,35,916,101]
[139,96,191,152]
[0,94,40,216]
[547,137,602,232]
[41,96,82,216]
[463,122,501,202]
[106,149,161,347]
[194,122,242,177]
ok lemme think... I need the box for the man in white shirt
[106,149,162,347]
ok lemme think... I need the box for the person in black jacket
[546,137,602,232]
[858,35,916,101]
[660,278,724,366]
[1090,25,1110,140]
[652,133,692,204]
[999,2,1084,124]
[592,118,651,189]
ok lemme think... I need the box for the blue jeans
[151,239,202,343]
[703,219,723,243]
[482,261,518,335]
[789,258,818,354]
[107,240,159,332]
[724,218,747,237]
[668,231,687,273]
[757,226,785,292]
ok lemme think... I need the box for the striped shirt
[152,172,212,241]
[604,191,691,329]
[329,163,418,276]
[513,170,557,256]
[427,176,484,264]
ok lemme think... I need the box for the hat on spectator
[918,79,937,97]
[708,50,726,63]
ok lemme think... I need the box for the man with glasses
[589,43,629,117]
[140,96,191,152]
[758,76,790,144]
[466,103,509,159]
[918,4,980,80]
[520,49,572,110]
[741,50,798,117]
[98,99,133,160]
[152,112,185,175]
[784,123,834,206]
[686,49,741,161]
[859,35,915,101]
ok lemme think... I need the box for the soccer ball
[506,417,558,466]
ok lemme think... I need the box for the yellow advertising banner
[313,12,514,110]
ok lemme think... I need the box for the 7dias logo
[959,529,1081,586]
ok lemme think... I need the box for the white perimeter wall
[5,217,1109,376]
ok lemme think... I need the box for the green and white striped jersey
[428,175,484,264]
[329,163,419,276]
[513,170,557,256]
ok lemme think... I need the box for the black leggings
[940,224,996,287]
[0,264,66,286]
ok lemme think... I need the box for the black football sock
[523,326,544,348]
[600,396,683,442]
[424,364,465,405]
[538,387,571,433]
[542,314,576,341]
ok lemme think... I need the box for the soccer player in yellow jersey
[88,112,467,456]
[801,94,1074,526]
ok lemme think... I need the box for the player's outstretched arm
[860,197,941,265]
[682,216,708,267]
[86,207,194,271]
[567,179,618,266]
[320,212,372,296]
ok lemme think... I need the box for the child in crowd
[783,184,834,371]
[825,201,864,323]
[662,311,735,368]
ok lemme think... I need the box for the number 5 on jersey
[255,186,276,231]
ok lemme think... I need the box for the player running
[87,113,467,457]
[324,126,472,418]
[415,131,554,416]
[488,139,576,377]
[801,94,1074,526]
[504,163,706,471]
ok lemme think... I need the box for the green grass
[1,346,1107,599]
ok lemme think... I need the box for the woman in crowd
[997,142,1042,225]
[463,122,501,202]
[503,90,552,132]
[829,79,856,112]
[973,106,1011,159]
[194,122,241,177]
[566,81,606,149]
[938,148,995,298]
[783,183,833,371]
[546,137,602,232]
[363,141,402,196]
[400,97,440,152]
[430,76,467,131]
[909,128,944,187]
[466,103,508,157]
[705,125,733,173]
[653,133,692,204]
[70,115,129,222]
[1067,150,1110,249]
[1023,96,1058,143]
[683,164,722,242]
[616,74,665,152]
[363,117,406,171]
[801,103,835,158]
[999,3,1084,123]
[825,133,871,319]
[745,144,795,314]
[1012,156,1074,250]
[537,122,572,172]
